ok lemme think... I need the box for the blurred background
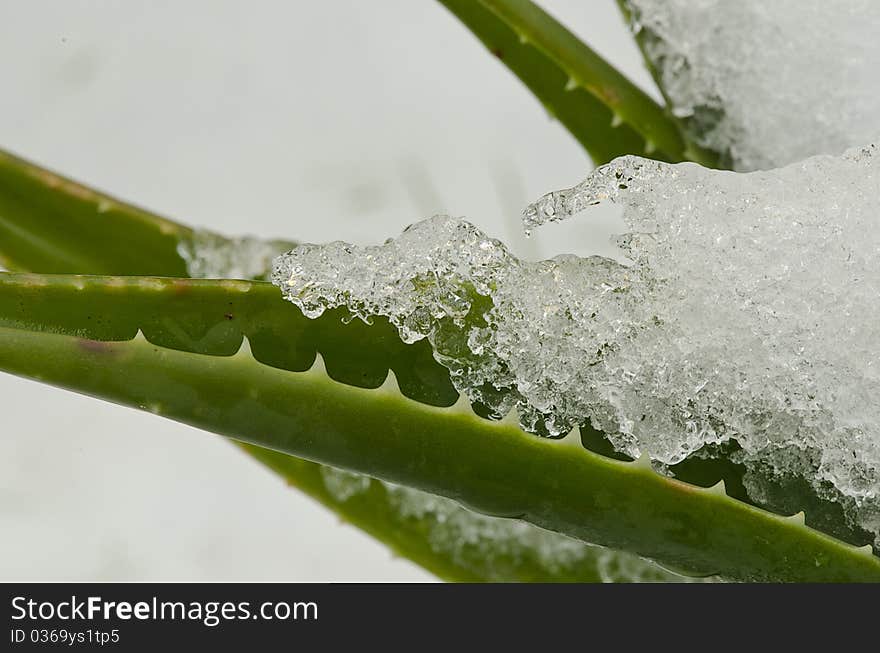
[0,1,656,581]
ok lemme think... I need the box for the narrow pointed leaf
[242,446,685,582]
[0,149,190,274]
[613,0,722,168]
[1,274,877,581]
[439,0,692,163]
[0,149,680,581]
[438,0,648,165]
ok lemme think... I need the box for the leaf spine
[309,352,327,376]
[706,479,727,497]
[377,368,400,394]
[234,335,254,359]
[557,425,582,447]
[631,450,652,470]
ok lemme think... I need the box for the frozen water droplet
[272,144,880,542]
[178,230,294,280]
[624,0,880,170]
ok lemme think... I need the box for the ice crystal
[273,144,880,541]
[182,229,674,580]
[178,230,293,280]
[320,466,372,502]
[623,0,880,170]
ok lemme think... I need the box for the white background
[0,1,655,581]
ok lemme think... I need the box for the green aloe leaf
[438,0,703,164]
[0,149,191,275]
[0,273,877,582]
[0,150,683,582]
[438,0,646,165]
[242,447,681,582]
[613,0,721,167]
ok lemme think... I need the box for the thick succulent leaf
[438,0,647,165]
[0,149,191,275]
[0,274,877,582]
[0,272,684,582]
[0,149,687,582]
[0,274,457,404]
[614,0,722,167]
[242,446,686,582]
[439,0,695,163]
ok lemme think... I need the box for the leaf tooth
[516,31,529,45]
[308,351,327,376]
[498,406,520,427]
[706,479,727,497]
[564,76,578,92]
[854,543,875,556]
[448,391,473,414]
[610,113,624,128]
[631,450,652,470]
[234,335,253,359]
[132,328,148,344]
[785,511,806,526]
[376,368,400,394]
[557,424,582,447]
[644,139,657,154]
